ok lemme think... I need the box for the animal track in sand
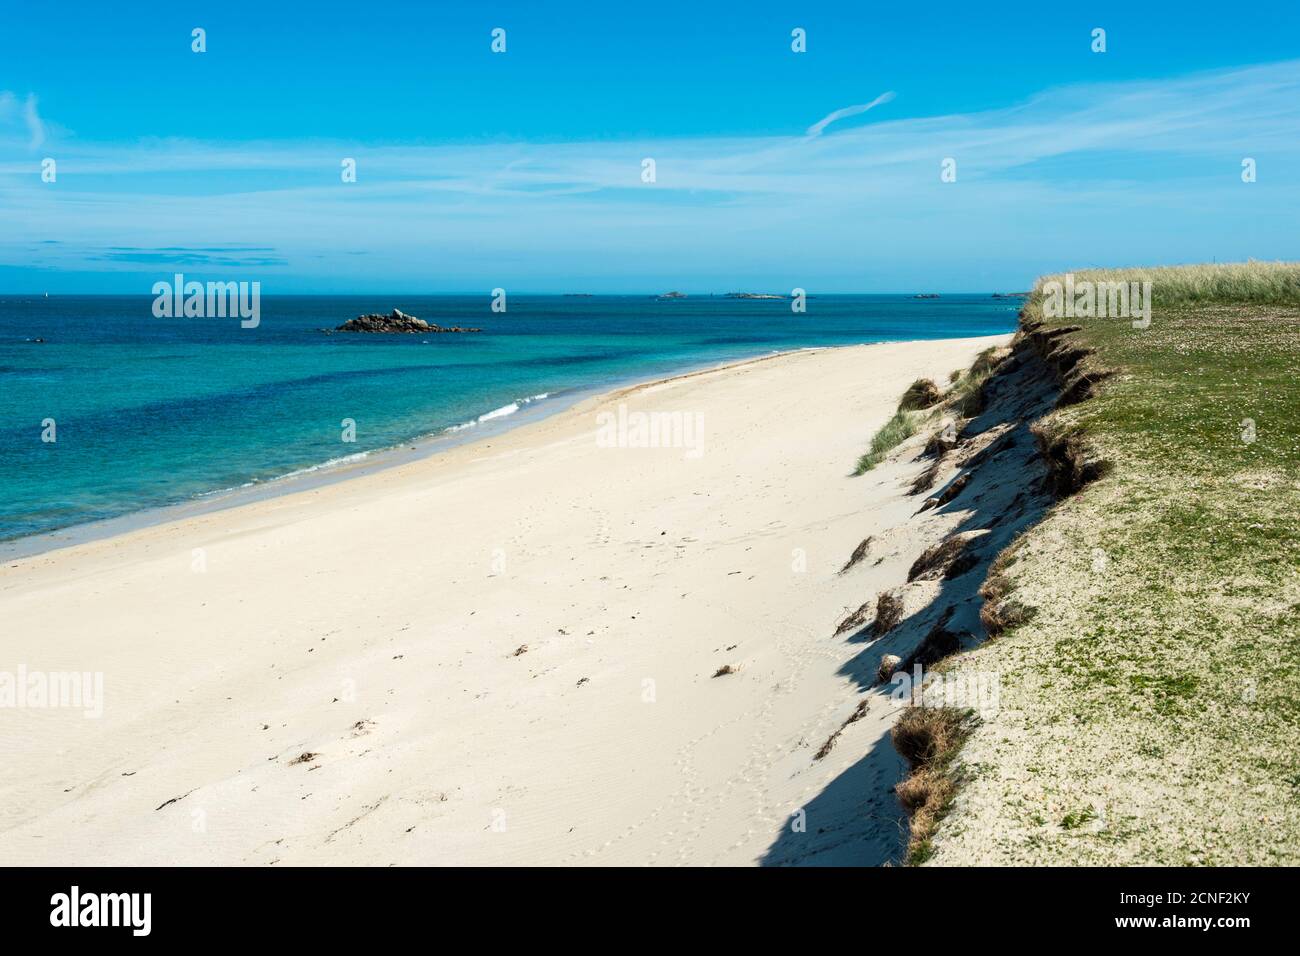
[505,513,537,556]
[591,510,612,547]
[322,794,391,845]
[553,599,873,864]
[675,619,851,863]
[649,610,850,864]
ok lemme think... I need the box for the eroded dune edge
[902,265,1300,867]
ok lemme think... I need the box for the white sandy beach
[0,335,1009,866]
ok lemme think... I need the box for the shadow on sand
[760,339,1059,866]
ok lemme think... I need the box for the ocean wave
[271,451,374,482]
[184,392,557,503]
[446,392,551,431]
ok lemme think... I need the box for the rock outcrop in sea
[333,309,482,334]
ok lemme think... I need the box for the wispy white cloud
[805,91,896,138]
[3,60,1299,290]
[0,91,46,149]
[24,95,45,149]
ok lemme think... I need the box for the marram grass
[1033,260,1300,308]
[854,410,917,474]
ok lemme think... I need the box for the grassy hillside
[924,262,1300,864]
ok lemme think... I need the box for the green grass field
[925,262,1300,864]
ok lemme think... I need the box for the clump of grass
[891,707,977,864]
[970,346,1005,378]
[835,590,904,643]
[950,371,990,418]
[899,378,943,411]
[893,707,971,766]
[978,569,1037,637]
[871,590,905,637]
[712,664,737,678]
[943,346,1011,420]
[1033,260,1300,308]
[1061,807,1098,831]
[854,410,917,474]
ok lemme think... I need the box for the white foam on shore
[206,393,556,495]
[448,392,551,431]
[272,452,374,483]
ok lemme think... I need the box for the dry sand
[0,335,1009,866]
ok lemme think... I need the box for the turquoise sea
[0,294,1018,545]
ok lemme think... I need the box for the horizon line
[0,290,1029,297]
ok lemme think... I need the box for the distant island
[656,291,792,300]
[913,293,940,299]
[331,309,482,334]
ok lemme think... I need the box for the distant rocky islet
[328,309,482,334]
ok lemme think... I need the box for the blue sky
[2,0,1299,292]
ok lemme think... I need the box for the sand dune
[0,335,1009,865]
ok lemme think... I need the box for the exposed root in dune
[920,429,957,458]
[813,698,871,760]
[908,532,982,582]
[900,612,964,673]
[838,536,873,575]
[833,600,873,637]
[909,459,944,496]
[1031,421,1111,497]
[932,472,971,507]
[154,789,195,812]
